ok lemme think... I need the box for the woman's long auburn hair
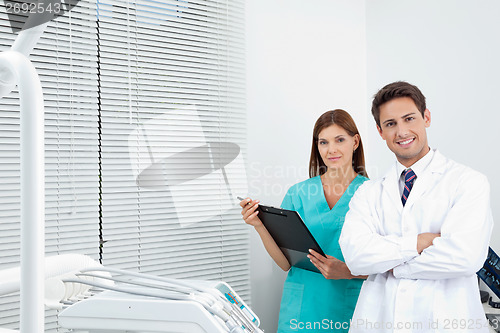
[309,109,368,178]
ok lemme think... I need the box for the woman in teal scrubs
[240,109,368,332]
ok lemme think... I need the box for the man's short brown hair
[372,81,427,127]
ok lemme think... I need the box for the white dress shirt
[397,148,433,198]
[339,149,494,332]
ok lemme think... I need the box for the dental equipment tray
[58,280,260,333]
[257,204,326,273]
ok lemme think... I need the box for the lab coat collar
[421,148,448,175]
[381,149,448,210]
[396,148,434,179]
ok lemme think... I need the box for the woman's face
[317,124,359,173]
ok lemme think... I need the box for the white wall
[246,1,500,332]
[365,0,500,249]
[245,1,366,332]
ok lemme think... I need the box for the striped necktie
[401,168,416,206]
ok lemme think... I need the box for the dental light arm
[11,23,49,58]
[0,22,48,99]
[0,51,45,333]
[0,19,50,333]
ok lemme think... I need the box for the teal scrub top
[277,174,368,333]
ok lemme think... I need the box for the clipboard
[257,204,326,273]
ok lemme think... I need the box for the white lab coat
[339,149,493,333]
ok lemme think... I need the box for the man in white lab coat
[339,81,494,332]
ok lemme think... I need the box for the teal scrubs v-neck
[277,175,368,332]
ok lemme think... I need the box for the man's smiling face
[377,97,431,167]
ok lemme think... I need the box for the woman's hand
[308,249,357,280]
[239,197,263,228]
[240,197,290,271]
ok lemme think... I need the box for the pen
[237,196,254,206]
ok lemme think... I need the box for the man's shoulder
[433,151,489,185]
[351,177,382,197]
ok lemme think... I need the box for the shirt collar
[396,147,434,179]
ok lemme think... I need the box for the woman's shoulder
[348,174,369,187]
[349,175,379,198]
[343,174,369,197]
[285,176,321,197]
[357,174,368,181]
[293,175,321,189]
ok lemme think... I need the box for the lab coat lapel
[381,163,403,215]
[403,172,431,209]
[402,150,448,209]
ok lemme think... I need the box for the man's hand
[417,233,441,254]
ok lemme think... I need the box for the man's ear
[424,109,431,128]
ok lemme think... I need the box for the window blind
[0,0,249,330]
[0,1,99,331]
[97,0,250,299]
